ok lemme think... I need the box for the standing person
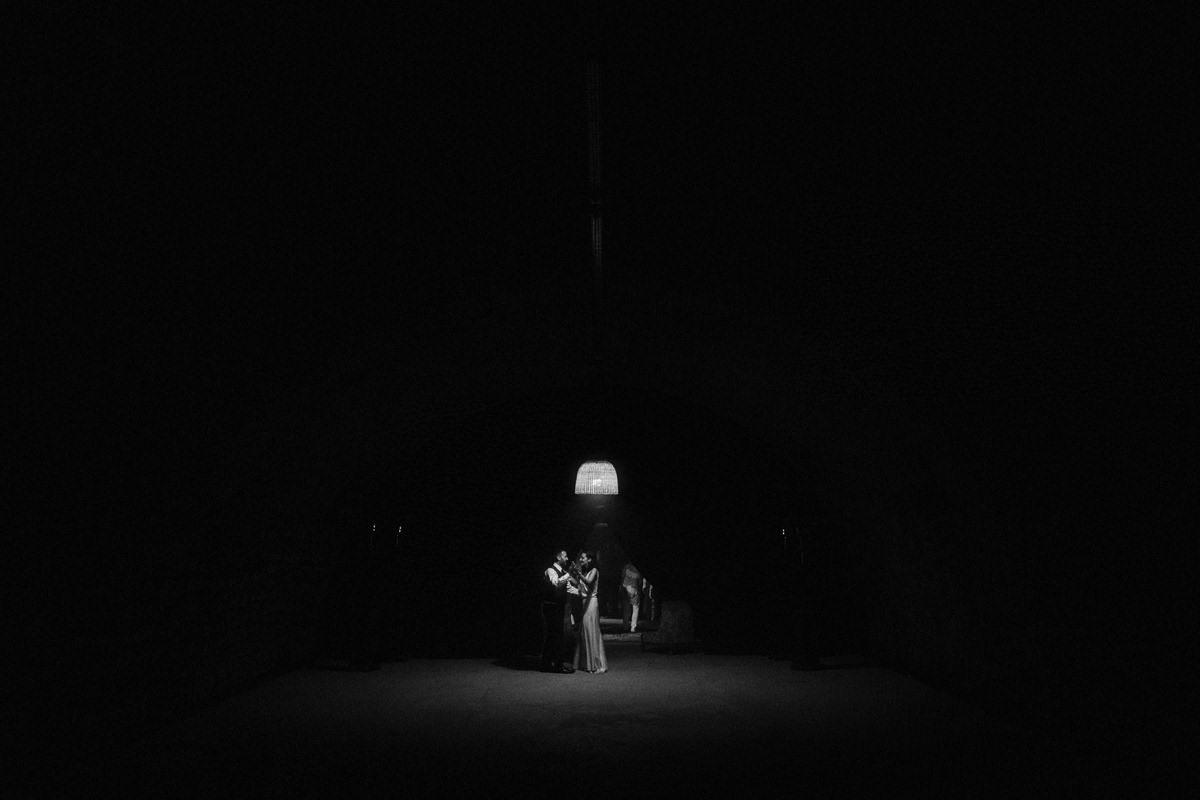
[572,551,608,674]
[621,562,643,634]
[541,550,576,673]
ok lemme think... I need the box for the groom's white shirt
[546,563,580,596]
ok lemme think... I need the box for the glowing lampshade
[574,460,618,495]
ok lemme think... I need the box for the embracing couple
[541,549,608,674]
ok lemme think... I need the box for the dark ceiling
[13,6,1188,521]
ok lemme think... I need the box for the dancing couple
[541,549,608,674]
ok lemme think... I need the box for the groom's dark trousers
[541,599,567,669]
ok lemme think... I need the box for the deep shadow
[307,658,392,672]
[765,654,877,670]
[491,655,545,671]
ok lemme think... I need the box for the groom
[541,549,578,673]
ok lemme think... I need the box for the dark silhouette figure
[767,525,823,669]
[323,526,402,671]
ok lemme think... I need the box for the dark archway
[319,384,856,660]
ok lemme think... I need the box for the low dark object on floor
[641,601,701,653]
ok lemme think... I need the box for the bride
[571,551,608,673]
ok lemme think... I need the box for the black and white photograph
[9,4,1192,796]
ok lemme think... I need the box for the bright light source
[575,460,618,495]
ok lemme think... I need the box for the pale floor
[40,643,1146,798]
